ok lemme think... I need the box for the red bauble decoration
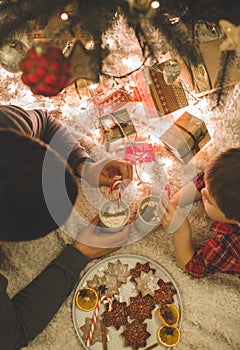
[20,42,72,97]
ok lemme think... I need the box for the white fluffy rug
[1,83,240,350]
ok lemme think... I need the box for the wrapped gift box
[95,88,131,116]
[125,143,155,164]
[99,108,137,152]
[180,39,240,96]
[180,59,212,94]
[134,65,188,116]
[160,112,211,164]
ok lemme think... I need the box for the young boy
[158,147,240,278]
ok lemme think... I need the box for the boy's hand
[158,193,187,233]
[73,215,130,259]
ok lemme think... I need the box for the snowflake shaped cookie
[106,259,130,284]
[121,319,151,350]
[128,293,154,323]
[134,270,160,297]
[154,278,177,305]
[130,262,156,282]
[102,299,129,330]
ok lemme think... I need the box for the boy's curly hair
[0,129,78,241]
[205,147,240,222]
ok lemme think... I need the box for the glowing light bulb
[106,38,115,48]
[122,56,143,70]
[169,17,180,24]
[151,1,160,9]
[85,40,94,50]
[61,12,69,21]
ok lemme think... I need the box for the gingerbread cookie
[102,299,129,330]
[128,293,155,323]
[99,274,121,296]
[105,259,130,284]
[134,270,160,297]
[130,262,156,282]
[154,278,177,305]
[80,317,103,345]
[86,274,101,290]
[121,319,151,350]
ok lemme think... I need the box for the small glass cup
[99,199,130,233]
[134,195,161,234]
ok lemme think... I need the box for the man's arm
[0,105,94,175]
[0,245,89,350]
[0,105,133,185]
[29,108,95,174]
[0,216,130,349]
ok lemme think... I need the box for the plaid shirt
[185,172,240,278]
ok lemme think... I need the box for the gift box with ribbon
[160,112,211,164]
[181,38,240,96]
[124,143,155,164]
[99,108,137,152]
[199,38,240,94]
[134,65,189,116]
[95,88,131,116]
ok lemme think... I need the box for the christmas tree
[0,0,239,101]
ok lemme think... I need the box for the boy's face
[201,182,239,225]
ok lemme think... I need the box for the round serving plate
[72,254,183,350]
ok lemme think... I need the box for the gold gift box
[99,108,137,152]
[160,112,211,164]
[181,38,240,95]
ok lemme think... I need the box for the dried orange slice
[157,304,180,326]
[75,287,98,311]
[157,325,180,347]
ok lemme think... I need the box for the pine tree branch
[151,12,201,66]
[0,0,70,46]
[214,50,236,106]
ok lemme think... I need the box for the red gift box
[125,143,155,164]
[95,88,131,116]
[134,66,188,116]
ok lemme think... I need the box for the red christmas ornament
[20,42,72,97]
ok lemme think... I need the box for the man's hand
[73,215,130,259]
[77,158,133,187]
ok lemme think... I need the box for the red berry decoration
[20,42,72,97]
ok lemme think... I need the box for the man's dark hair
[205,147,240,222]
[0,129,78,241]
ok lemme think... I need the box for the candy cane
[165,183,171,198]
[86,295,112,348]
[109,180,125,208]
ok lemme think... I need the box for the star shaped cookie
[80,317,103,345]
[128,293,154,323]
[121,319,151,350]
[134,270,160,297]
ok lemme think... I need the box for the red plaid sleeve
[192,171,205,192]
[185,232,240,278]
